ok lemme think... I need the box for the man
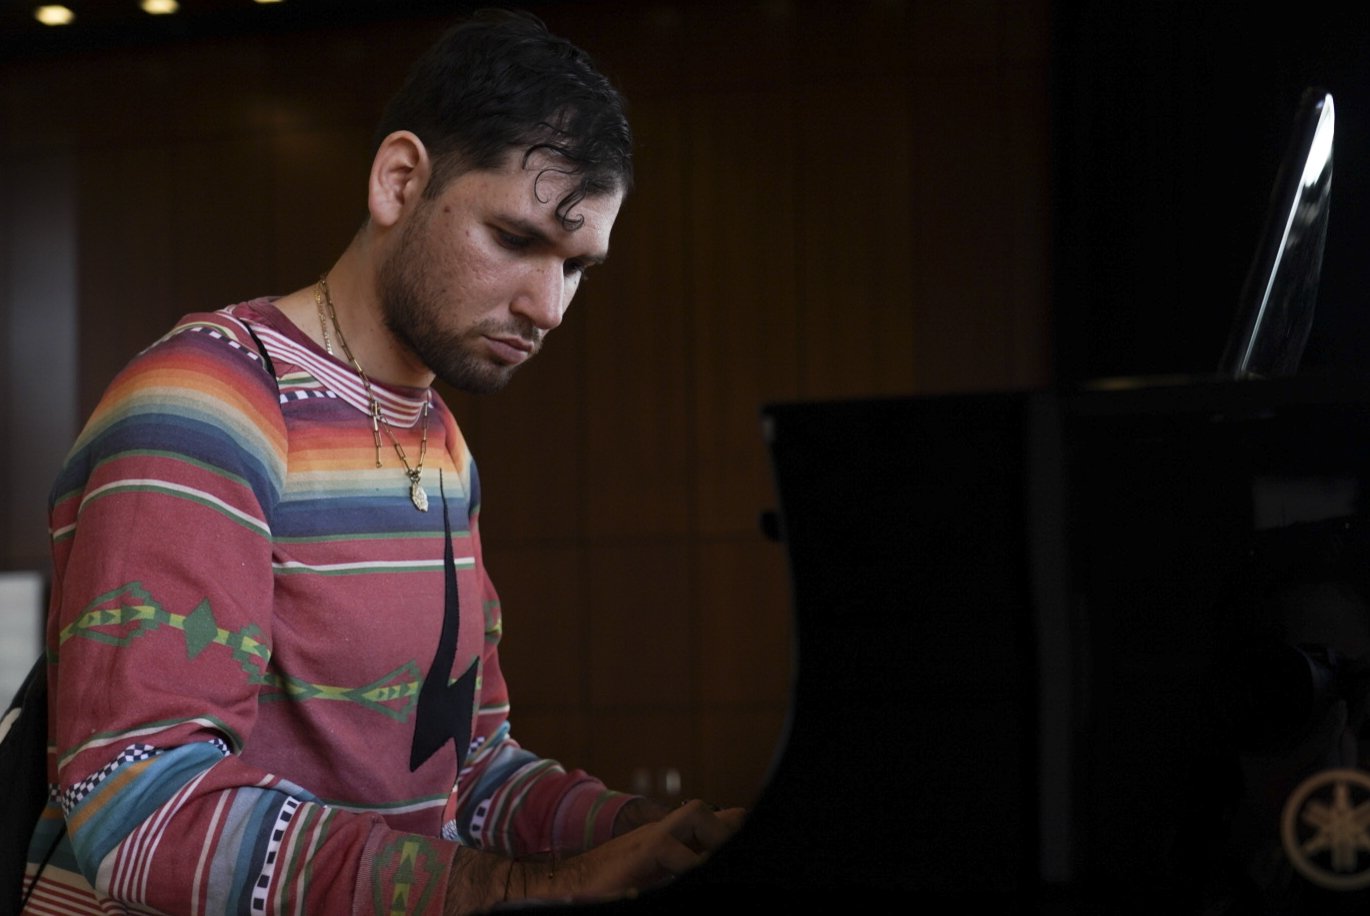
[22,11,741,915]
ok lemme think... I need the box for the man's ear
[368,131,431,228]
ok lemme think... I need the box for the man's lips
[484,334,536,365]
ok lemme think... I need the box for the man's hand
[444,799,745,915]
[554,798,745,900]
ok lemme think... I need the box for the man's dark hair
[374,9,632,228]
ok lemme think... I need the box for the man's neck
[273,239,435,389]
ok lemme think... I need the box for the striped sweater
[23,300,628,914]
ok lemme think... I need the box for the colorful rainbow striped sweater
[23,300,629,914]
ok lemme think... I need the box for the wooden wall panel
[795,83,918,399]
[1004,60,1053,386]
[699,708,789,809]
[78,144,176,417]
[582,97,693,540]
[167,136,278,311]
[680,0,796,93]
[2,57,85,149]
[269,126,374,291]
[1,152,78,571]
[587,542,691,708]
[491,545,587,711]
[796,0,913,82]
[588,708,696,805]
[515,708,592,777]
[909,0,1010,67]
[697,539,791,708]
[259,24,419,137]
[909,68,1018,393]
[687,90,801,537]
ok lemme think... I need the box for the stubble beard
[377,220,539,396]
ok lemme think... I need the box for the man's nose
[511,263,566,332]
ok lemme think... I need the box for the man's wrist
[444,847,511,916]
[445,846,581,914]
[611,796,672,836]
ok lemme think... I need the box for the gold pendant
[411,481,429,512]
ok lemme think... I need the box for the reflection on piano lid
[1090,87,1335,394]
[1219,88,1334,381]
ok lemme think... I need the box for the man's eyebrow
[503,217,609,264]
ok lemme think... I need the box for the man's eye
[565,260,590,280]
[498,231,532,250]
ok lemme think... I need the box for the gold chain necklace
[312,284,334,355]
[317,274,431,512]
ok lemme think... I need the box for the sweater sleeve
[45,317,459,915]
[434,442,635,858]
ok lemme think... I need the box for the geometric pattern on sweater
[261,661,424,721]
[57,737,232,815]
[56,582,270,681]
[59,743,162,815]
[57,579,424,720]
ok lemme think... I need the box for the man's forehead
[449,152,618,209]
[528,191,622,263]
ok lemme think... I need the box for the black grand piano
[531,91,1370,912]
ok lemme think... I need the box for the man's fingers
[662,799,746,853]
[714,806,746,830]
[654,841,705,877]
[691,805,745,851]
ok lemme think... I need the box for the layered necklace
[315,274,431,512]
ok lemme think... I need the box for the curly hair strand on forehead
[374,8,632,229]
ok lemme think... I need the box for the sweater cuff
[550,779,635,853]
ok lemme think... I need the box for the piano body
[741,378,1370,913]
[548,376,1370,913]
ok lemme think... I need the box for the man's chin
[436,361,519,396]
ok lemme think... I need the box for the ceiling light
[34,5,74,26]
[141,0,180,13]
[254,0,285,5]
